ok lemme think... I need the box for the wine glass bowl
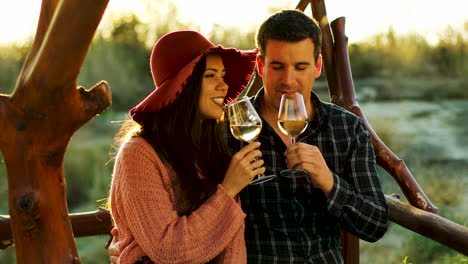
[277,120,308,140]
[227,96,276,184]
[277,92,309,178]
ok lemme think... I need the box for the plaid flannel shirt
[225,89,388,263]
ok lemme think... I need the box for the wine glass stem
[289,137,297,173]
[290,137,297,144]
[249,140,265,177]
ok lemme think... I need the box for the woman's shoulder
[115,136,174,182]
[121,135,151,149]
[118,136,161,164]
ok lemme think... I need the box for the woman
[109,30,264,264]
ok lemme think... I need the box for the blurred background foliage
[1,11,466,107]
[0,3,467,263]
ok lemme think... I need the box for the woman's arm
[110,138,246,264]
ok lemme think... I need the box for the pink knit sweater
[110,136,246,264]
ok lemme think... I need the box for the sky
[0,0,466,45]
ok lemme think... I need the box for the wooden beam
[69,209,113,237]
[0,215,13,250]
[1,209,113,250]
[386,195,468,255]
[2,198,467,256]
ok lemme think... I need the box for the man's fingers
[284,142,319,155]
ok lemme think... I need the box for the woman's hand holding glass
[221,142,265,197]
[227,96,276,184]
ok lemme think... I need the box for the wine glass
[227,96,276,184]
[277,92,309,178]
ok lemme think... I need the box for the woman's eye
[204,74,215,78]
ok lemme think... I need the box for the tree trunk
[0,0,111,262]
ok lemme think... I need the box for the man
[226,9,388,263]
[109,9,388,264]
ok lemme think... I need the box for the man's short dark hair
[256,9,322,61]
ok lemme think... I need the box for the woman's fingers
[232,142,263,173]
[222,142,265,197]
[243,149,262,163]
[235,142,261,158]
[251,158,264,169]
[252,166,266,175]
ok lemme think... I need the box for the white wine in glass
[278,92,309,178]
[278,120,308,139]
[227,96,276,184]
[229,124,262,143]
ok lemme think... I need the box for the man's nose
[281,68,296,87]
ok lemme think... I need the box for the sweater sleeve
[216,197,247,263]
[112,138,246,264]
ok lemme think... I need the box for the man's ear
[256,56,264,77]
[315,54,323,78]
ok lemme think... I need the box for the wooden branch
[18,0,110,96]
[330,17,437,213]
[310,0,340,97]
[20,0,60,77]
[0,209,113,250]
[295,0,310,11]
[386,195,468,255]
[78,81,112,119]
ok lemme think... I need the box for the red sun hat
[130,30,257,122]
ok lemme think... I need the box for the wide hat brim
[130,31,257,123]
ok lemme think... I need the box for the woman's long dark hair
[126,57,231,215]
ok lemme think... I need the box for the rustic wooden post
[329,17,437,213]
[0,0,110,262]
[296,1,435,263]
[294,2,358,263]
[307,0,340,97]
[303,0,437,213]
